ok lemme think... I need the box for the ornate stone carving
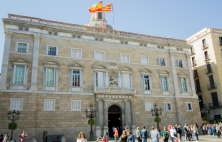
[169,52,176,57]
[108,105,121,112]
[106,101,124,111]
[4,31,13,38]
[109,71,118,87]
[108,62,118,69]
[33,34,40,40]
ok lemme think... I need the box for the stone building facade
[187,28,222,122]
[0,13,202,142]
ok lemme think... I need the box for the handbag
[117,137,122,142]
[162,136,165,140]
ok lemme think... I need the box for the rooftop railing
[209,101,222,109]
[8,14,187,44]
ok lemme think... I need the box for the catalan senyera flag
[89,1,112,13]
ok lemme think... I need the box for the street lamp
[7,110,20,141]
[150,103,163,129]
[84,104,98,141]
[200,105,210,117]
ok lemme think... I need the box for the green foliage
[88,119,95,125]
[216,119,221,124]
[202,117,210,121]
[8,123,17,130]
[154,117,161,123]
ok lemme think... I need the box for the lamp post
[7,110,20,141]
[200,105,210,117]
[84,104,98,141]
[150,103,163,129]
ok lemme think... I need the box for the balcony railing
[191,51,195,55]
[193,73,199,78]
[205,56,210,61]
[192,61,197,66]
[205,69,213,74]
[202,43,209,50]
[196,88,202,93]
[209,101,222,109]
[207,83,217,90]
[94,86,136,94]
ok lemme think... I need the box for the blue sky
[0,0,221,71]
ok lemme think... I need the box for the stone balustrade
[94,86,136,94]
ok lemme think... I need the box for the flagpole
[112,0,114,30]
[102,0,103,23]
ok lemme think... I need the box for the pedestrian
[150,127,154,139]
[4,133,9,142]
[20,131,27,142]
[168,124,171,132]
[113,126,116,136]
[43,131,46,142]
[170,125,176,142]
[193,125,198,140]
[161,127,169,142]
[97,135,103,142]
[184,124,188,140]
[212,124,216,136]
[216,124,221,138]
[174,124,178,133]
[136,127,142,142]
[77,131,87,142]
[141,126,148,142]
[125,127,129,134]
[127,130,135,142]
[200,123,204,135]
[46,131,48,142]
[114,128,119,142]
[190,125,194,141]
[203,124,207,135]
[119,127,123,136]
[187,125,192,141]
[151,127,160,142]
[120,130,127,142]
[0,134,3,142]
[177,125,182,141]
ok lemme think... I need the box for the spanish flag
[89,1,112,13]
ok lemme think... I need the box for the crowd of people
[201,122,222,137]
[0,131,27,142]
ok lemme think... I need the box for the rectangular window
[204,51,209,60]
[10,98,23,111]
[211,92,219,107]
[202,39,206,48]
[70,100,81,111]
[71,48,82,58]
[193,67,198,78]
[192,57,196,65]
[190,47,194,54]
[121,54,130,62]
[185,102,193,111]
[144,76,150,90]
[195,79,201,92]
[178,60,183,67]
[96,72,105,87]
[198,95,204,109]
[44,99,55,111]
[18,43,27,53]
[122,74,131,88]
[94,51,105,60]
[180,77,188,92]
[72,71,80,87]
[157,46,164,49]
[48,47,56,55]
[46,68,55,86]
[206,62,212,73]
[208,75,215,89]
[161,76,168,91]
[164,102,172,111]
[219,37,222,45]
[98,12,102,20]
[14,66,25,84]
[141,56,149,64]
[159,58,166,66]
[145,102,153,111]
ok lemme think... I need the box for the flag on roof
[89,1,112,13]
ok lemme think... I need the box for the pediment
[158,70,169,74]
[68,62,83,68]
[139,68,152,73]
[177,71,188,76]
[119,66,132,71]
[11,58,29,64]
[43,60,60,66]
[93,64,107,69]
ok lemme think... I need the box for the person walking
[203,124,207,135]
[141,126,148,142]
[168,124,171,132]
[119,127,123,136]
[193,125,198,141]
[113,126,116,136]
[177,125,182,141]
[20,131,27,142]
[150,127,154,139]
[120,130,127,142]
[170,126,176,142]
[0,134,3,142]
[114,128,119,142]
[212,124,216,136]
[3,134,9,142]
[190,125,194,141]
[184,124,188,140]
[161,127,169,142]
[128,131,135,142]
[46,131,48,142]
[43,131,47,142]
[136,127,142,142]
[77,131,87,142]
[151,127,161,142]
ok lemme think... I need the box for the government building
[187,28,222,123]
[0,12,202,142]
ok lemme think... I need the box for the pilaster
[130,100,136,135]
[103,99,108,130]
[170,52,180,95]
[186,53,196,95]
[0,31,13,89]
[124,100,128,127]
[29,34,40,90]
[96,99,101,138]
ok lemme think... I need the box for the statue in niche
[109,71,118,87]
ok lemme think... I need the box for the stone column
[130,100,136,135]
[103,100,108,134]
[170,52,179,95]
[96,99,101,138]
[0,31,13,89]
[186,53,196,95]
[124,100,128,127]
[30,35,40,90]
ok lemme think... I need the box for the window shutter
[98,72,104,87]
[80,70,83,87]
[158,57,160,65]
[127,55,130,62]
[185,103,188,110]
[121,74,124,87]
[26,43,29,53]
[182,60,185,67]
[24,66,27,85]
[15,42,18,52]
[103,72,106,87]
[121,54,123,62]
[177,60,179,67]
[164,103,167,110]
[130,74,133,88]
[94,72,96,86]
[45,45,48,55]
[186,78,189,92]
[179,77,182,92]
[164,58,167,66]
[141,75,144,90]
[54,68,56,86]
[160,76,163,91]
[11,65,15,84]
[167,76,170,91]
[149,75,152,90]
[69,69,72,87]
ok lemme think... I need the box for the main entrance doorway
[108,105,122,137]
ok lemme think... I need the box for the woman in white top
[77,132,87,142]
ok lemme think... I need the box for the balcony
[209,101,222,109]
[205,56,210,62]
[196,88,202,93]
[207,83,217,90]
[94,86,136,95]
[193,73,199,78]
[191,51,195,55]
[202,44,209,50]
[192,61,197,66]
[205,69,213,74]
